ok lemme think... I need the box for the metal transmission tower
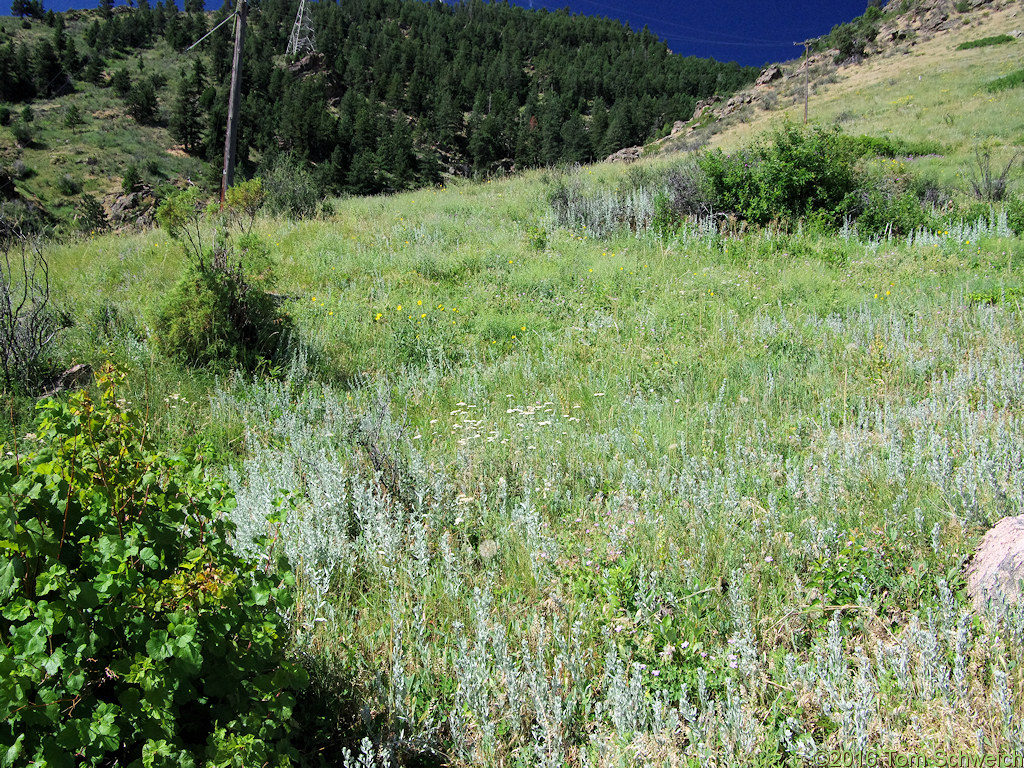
[287,0,317,58]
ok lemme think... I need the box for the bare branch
[0,224,71,393]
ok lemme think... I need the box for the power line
[187,10,237,53]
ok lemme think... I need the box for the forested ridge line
[0,0,758,201]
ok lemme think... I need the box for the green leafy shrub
[968,286,1024,305]
[856,189,931,237]
[841,134,943,158]
[1007,195,1024,235]
[698,122,858,226]
[814,6,881,64]
[0,365,306,766]
[109,67,131,97]
[155,261,287,370]
[121,165,141,194]
[852,157,937,237]
[155,183,291,370]
[55,173,81,196]
[259,155,321,220]
[10,159,32,180]
[956,34,1015,50]
[77,194,108,233]
[11,120,32,148]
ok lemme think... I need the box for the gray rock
[605,146,642,164]
[967,514,1024,616]
[755,65,782,87]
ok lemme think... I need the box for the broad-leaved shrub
[698,122,858,227]
[0,365,306,766]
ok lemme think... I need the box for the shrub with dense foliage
[154,182,291,371]
[956,34,1015,51]
[698,122,858,227]
[0,365,305,766]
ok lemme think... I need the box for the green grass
[9,5,1024,763]
[988,67,1024,93]
[24,161,1024,761]
[956,33,1016,50]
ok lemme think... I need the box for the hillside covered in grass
[5,0,1024,765]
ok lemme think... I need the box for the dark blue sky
[503,0,873,66]
[16,0,875,67]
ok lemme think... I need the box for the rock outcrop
[607,0,1004,160]
[605,146,642,164]
[104,183,157,230]
[967,514,1024,617]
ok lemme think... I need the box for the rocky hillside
[616,0,1021,160]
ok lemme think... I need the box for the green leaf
[1,733,24,768]
[41,648,65,676]
[0,560,19,602]
[89,702,120,753]
[146,630,173,661]
[139,547,160,569]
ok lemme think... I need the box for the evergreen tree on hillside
[0,0,759,199]
[32,38,68,97]
[589,97,608,160]
[11,0,44,19]
[125,76,158,124]
[170,60,206,153]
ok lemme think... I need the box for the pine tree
[347,148,379,195]
[559,112,587,164]
[62,102,84,134]
[381,118,416,190]
[601,99,634,158]
[125,77,158,124]
[589,97,608,161]
[169,62,205,153]
[32,38,66,97]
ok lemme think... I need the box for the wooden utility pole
[795,39,811,123]
[221,0,246,203]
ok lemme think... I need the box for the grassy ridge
[703,1,1024,188]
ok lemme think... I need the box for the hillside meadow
[6,2,1024,762]
[10,150,1022,764]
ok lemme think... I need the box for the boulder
[52,364,92,393]
[691,95,721,121]
[104,184,157,229]
[755,65,782,87]
[605,146,642,164]
[287,52,327,76]
[967,514,1024,616]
